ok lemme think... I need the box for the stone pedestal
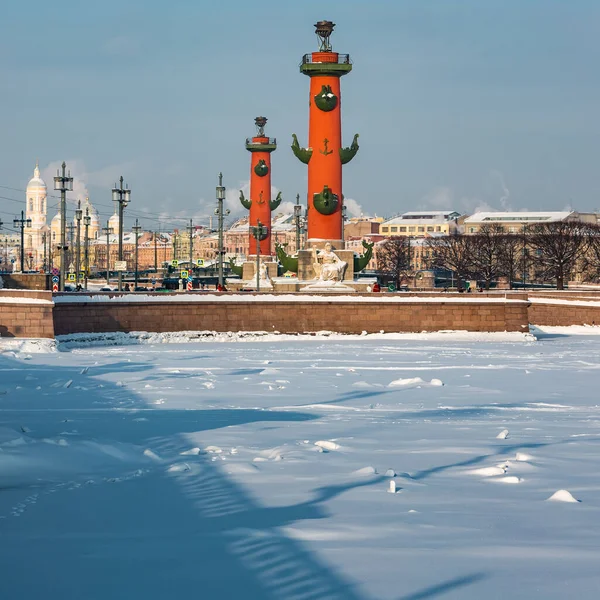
[298,248,354,281]
[241,259,278,281]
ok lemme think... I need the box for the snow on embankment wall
[51,293,530,336]
[529,296,600,326]
[0,290,54,338]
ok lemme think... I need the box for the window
[390,226,398,232]
[41,200,45,213]
[469,227,476,233]
[382,227,389,233]
[436,226,441,232]
[29,199,34,211]
[427,226,434,232]
[418,227,425,232]
[408,226,415,232]
[399,227,406,232]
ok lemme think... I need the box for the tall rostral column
[239,116,282,256]
[292,21,359,247]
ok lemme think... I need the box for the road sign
[151,278,156,285]
[171,260,179,267]
[180,270,189,279]
[52,283,59,292]
[388,283,396,292]
[52,276,59,283]
[196,259,204,266]
[67,273,76,282]
[186,280,192,291]
[52,268,59,276]
[114,261,127,272]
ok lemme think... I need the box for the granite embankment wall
[4,290,600,339]
[0,290,55,338]
[51,294,529,335]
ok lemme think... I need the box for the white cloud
[42,160,89,211]
[421,186,454,210]
[343,197,365,218]
[490,170,512,210]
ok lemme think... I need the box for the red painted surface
[307,52,343,242]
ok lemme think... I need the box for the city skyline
[2,0,600,229]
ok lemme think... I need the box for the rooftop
[465,211,575,223]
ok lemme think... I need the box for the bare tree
[427,233,474,289]
[526,221,588,289]
[580,224,600,282]
[470,225,504,290]
[498,232,526,289]
[377,237,412,289]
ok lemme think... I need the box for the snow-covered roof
[227,213,295,233]
[465,211,575,223]
[383,211,461,226]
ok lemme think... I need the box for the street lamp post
[341,203,347,245]
[154,231,158,273]
[83,207,91,290]
[112,176,131,292]
[53,162,73,291]
[13,211,32,273]
[75,200,82,288]
[102,220,113,286]
[251,220,267,292]
[186,219,194,275]
[67,224,76,276]
[41,232,47,272]
[132,219,142,291]
[294,194,302,253]
[214,173,229,288]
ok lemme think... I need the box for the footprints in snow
[0,469,150,523]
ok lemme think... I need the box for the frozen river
[1,329,600,599]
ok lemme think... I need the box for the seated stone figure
[312,242,347,282]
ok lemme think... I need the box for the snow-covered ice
[1,330,600,599]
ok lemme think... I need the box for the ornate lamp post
[102,220,113,286]
[67,224,76,275]
[132,219,142,290]
[186,219,195,275]
[75,200,82,288]
[13,210,32,273]
[251,220,267,292]
[83,206,91,290]
[112,176,131,291]
[215,173,229,288]
[53,162,73,291]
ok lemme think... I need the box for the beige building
[380,211,462,237]
[23,162,50,270]
[463,211,597,234]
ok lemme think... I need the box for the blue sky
[2,0,600,230]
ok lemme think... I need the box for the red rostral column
[239,116,281,256]
[292,21,359,246]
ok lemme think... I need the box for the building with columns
[23,161,50,270]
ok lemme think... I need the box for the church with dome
[24,161,100,271]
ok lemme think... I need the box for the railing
[245,137,276,146]
[301,53,351,65]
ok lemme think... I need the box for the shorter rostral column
[292,20,359,248]
[239,116,282,256]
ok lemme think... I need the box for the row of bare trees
[377,222,600,290]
